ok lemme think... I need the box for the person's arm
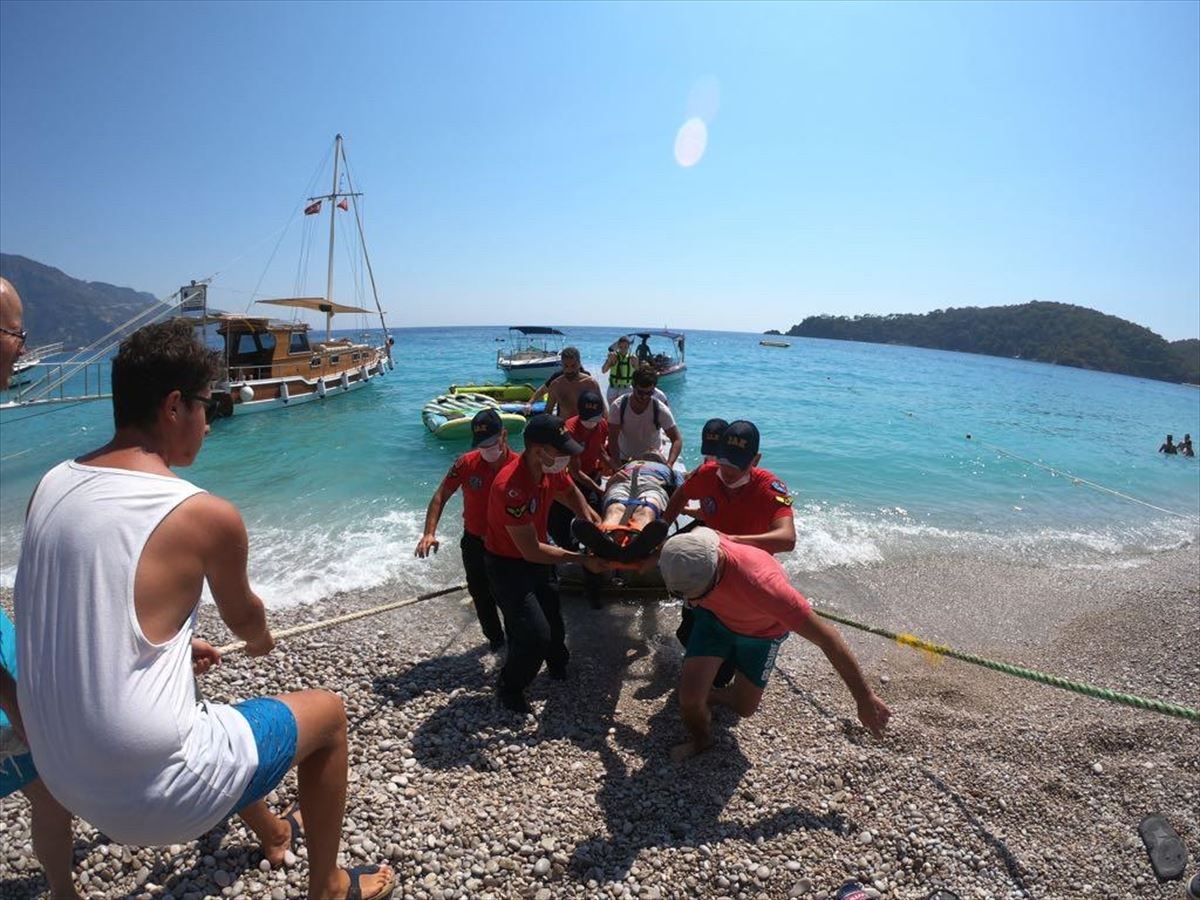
[601,351,617,374]
[416,480,456,557]
[506,522,586,566]
[607,419,623,469]
[663,425,683,468]
[554,481,602,525]
[202,497,274,657]
[661,485,691,525]
[725,514,796,554]
[792,612,890,737]
[568,455,605,496]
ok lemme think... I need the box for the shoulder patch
[775,494,793,506]
[528,496,539,514]
[505,503,528,518]
[770,480,788,494]
[468,475,483,491]
[507,487,524,498]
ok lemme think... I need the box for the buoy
[279,382,290,404]
[238,385,254,403]
[360,365,370,382]
[340,371,350,391]
[317,379,327,399]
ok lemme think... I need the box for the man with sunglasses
[658,527,890,763]
[415,409,511,651]
[606,369,683,470]
[14,320,395,900]
[0,275,84,898]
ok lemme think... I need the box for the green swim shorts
[684,607,787,689]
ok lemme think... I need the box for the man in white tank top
[14,321,394,900]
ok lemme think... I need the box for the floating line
[813,606,1199,723]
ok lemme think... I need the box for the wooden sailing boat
[196,134,394,419]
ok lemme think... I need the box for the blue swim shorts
[0,748,37,798]
[229,697,298,814]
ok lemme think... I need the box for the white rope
[216,584,466,656]
[965,434,1198,522]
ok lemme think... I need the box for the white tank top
[14,460,257,845]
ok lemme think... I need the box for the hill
[0,253,160,349]
[785,301,1198,384]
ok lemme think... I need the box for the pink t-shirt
[695,536,812,638]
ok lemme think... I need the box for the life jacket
[609,352,635,387]
[617,393,663,429]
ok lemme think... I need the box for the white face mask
[703,455,717,464]
[479,443,505,463]
[581,418,601,430]
[544,455,569,474]
[717,467,751,489]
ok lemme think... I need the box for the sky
[1,1,1197,339]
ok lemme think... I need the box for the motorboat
[759,339,790,348]
[617,330,686,384]
[497,326,566,382]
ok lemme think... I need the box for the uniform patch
[506,504,528,518]
[701,496,718,515]
[770,480,788,493]
[528,496,539,514]
[775,495,793,506]
[468,475,483,490]
[448,462,462,479]
[508,488,523,498]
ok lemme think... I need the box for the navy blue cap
[524,413,584,454]
[577,390,604,421]
[716,420,759,470]
[470,408,504,447]
[700,418,728,457]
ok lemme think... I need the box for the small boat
[497,326,566,382]
[759,339,790,348]
[617,330,686,384]
[422,393,527,440]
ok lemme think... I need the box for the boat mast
[324,133,342,341]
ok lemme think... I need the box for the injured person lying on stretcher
[571,451,679,564]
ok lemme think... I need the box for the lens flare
[674,117,708,168]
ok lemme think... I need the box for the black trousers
[461,532,505,644]
[548,483,603,600]
[484,552,569,693]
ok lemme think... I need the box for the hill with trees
[786,301,1199,384]
[0,253,160,349]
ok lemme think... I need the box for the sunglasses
[0,326,27,347]
[186,393,221,424]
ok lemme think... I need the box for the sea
[1,326,1197,607]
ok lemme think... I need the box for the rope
[964,434,1198,522]
[811,606,1200,723]
[216,584,466,655]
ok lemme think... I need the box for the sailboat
[192,134,394,419]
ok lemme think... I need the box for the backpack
[617,393,662,429]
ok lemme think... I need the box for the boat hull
[497,359,560,382]
[217,356,388,416]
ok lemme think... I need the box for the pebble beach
[2,548,1197,900]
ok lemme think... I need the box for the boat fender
[340,371,350,391]
[317,378,327,399]
[360,365,370,382]
[238,385,255,403]
[387,357,395,371]
[280,382,290,404]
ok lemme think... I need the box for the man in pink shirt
[658,528,891,762]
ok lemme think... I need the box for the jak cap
[700,418,729,457]
[524,413,584,455]
[470,408,504,447]
[716,420,759,470]
[659,528,721,600]
[577,390,604,421]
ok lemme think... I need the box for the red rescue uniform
[485,452,573,559]
[678,461,794,535]
[440,449,511,537]
[565,415,609,476]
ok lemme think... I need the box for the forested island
[786,301,1199,384]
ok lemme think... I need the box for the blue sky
[1,1,1197,339]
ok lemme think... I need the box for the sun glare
[674,117,708,168]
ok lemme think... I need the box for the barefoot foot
[670,738,713,763]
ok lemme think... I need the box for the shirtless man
[14,320,394,900]
[530,346,602,420]
[658,528,890,762]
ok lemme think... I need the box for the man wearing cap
[659,528,890,762]
[602,335,637,403]
[415,409,512,650]
[548,390,609,549]
[607,369,683,469]
[485,414,603,713]
[529,346,602,420]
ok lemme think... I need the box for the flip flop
[343,863,396,900]
[280,802,303,853]
[571,519,624,561]
[1138,813,1188,881]
[618,519,669,562]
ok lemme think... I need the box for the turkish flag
[337,198,349,211]
[304,200,322,215]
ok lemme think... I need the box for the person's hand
[584,505,602,526]
[682,503,704,520]
[191,638,222,676]
[416,533,440,558]
[856,692,891,738]
[244,632,276,658]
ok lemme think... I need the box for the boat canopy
[509,326,566,336]
[628,330,685,341]
[258,297,375,315]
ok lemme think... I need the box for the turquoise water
[2,327,1197,606]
